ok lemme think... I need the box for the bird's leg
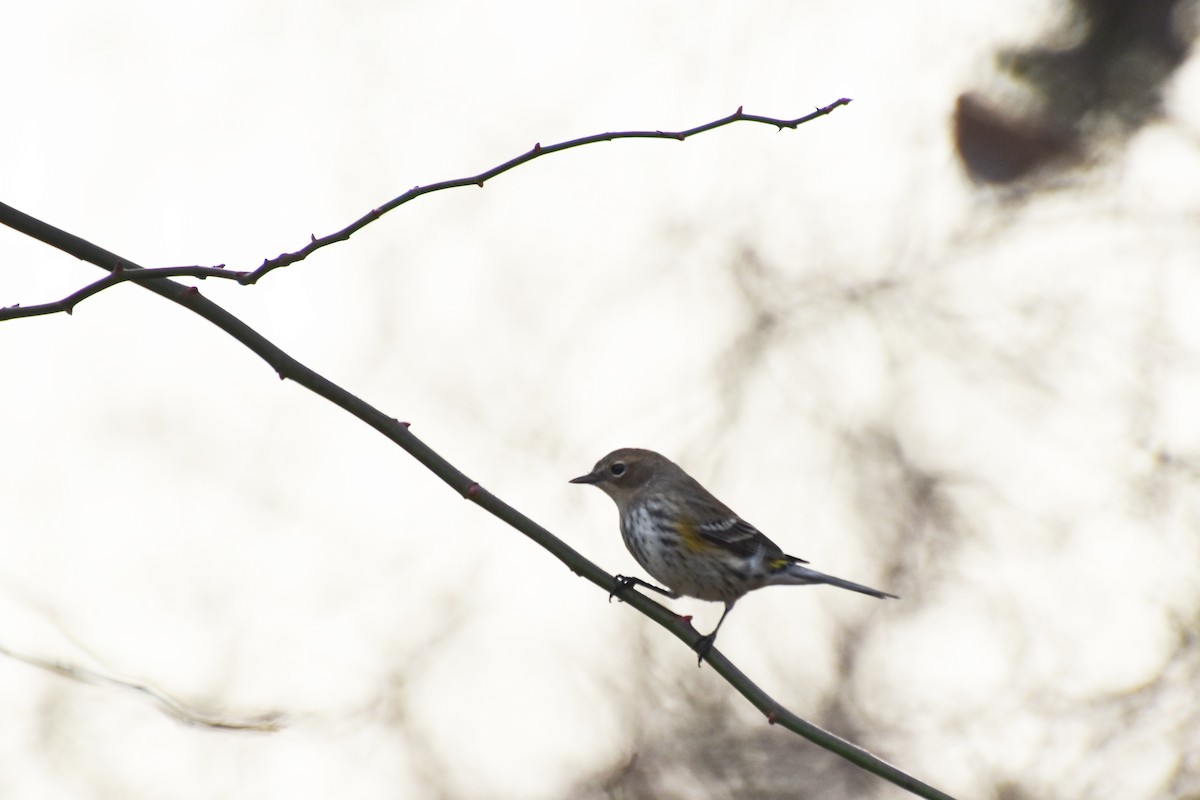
[693,601,736,666]
[610,575,676,603]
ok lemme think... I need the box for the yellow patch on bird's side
[674,519,710,553]
[768,557,790,570]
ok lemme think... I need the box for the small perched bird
[571,448,897,663]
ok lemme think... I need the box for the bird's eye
[610,462,626,477]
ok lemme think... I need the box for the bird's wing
[681,494,808,564]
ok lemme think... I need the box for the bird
[570,448,897,663]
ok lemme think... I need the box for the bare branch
[242,100,852,283]
[2,101,852,322]
[0,265,249,321]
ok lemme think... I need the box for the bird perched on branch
[571,448,897,664]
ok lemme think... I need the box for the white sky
[3,1,1200,799]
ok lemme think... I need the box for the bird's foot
[609,574,675,603]
[692,632,716,667]
[609,575,637,603]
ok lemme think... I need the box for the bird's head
[569,448,672,505]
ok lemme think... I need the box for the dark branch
[242,100,852,283]
[0,265,248,321]
[2,102,852,322]
[0,196,952,799]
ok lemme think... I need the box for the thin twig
[242,100,852,283]
[2,102,851,322]
[0,265,247,321]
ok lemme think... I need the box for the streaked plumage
[571,448,896,662]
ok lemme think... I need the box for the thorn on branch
[532,143,541,153]
[476,181,484,188]
[394,419,411,430]
[464,482,480,498]
[735,105,744,115]
[767,711,778,725]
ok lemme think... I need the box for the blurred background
[3,1,1199,798]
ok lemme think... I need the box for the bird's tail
[770,560,898,599]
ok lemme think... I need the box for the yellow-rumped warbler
[571,448,897,662]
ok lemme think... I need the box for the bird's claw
[692,632,716,667]
[609,574,636,603]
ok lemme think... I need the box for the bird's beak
[569,470,602,485]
